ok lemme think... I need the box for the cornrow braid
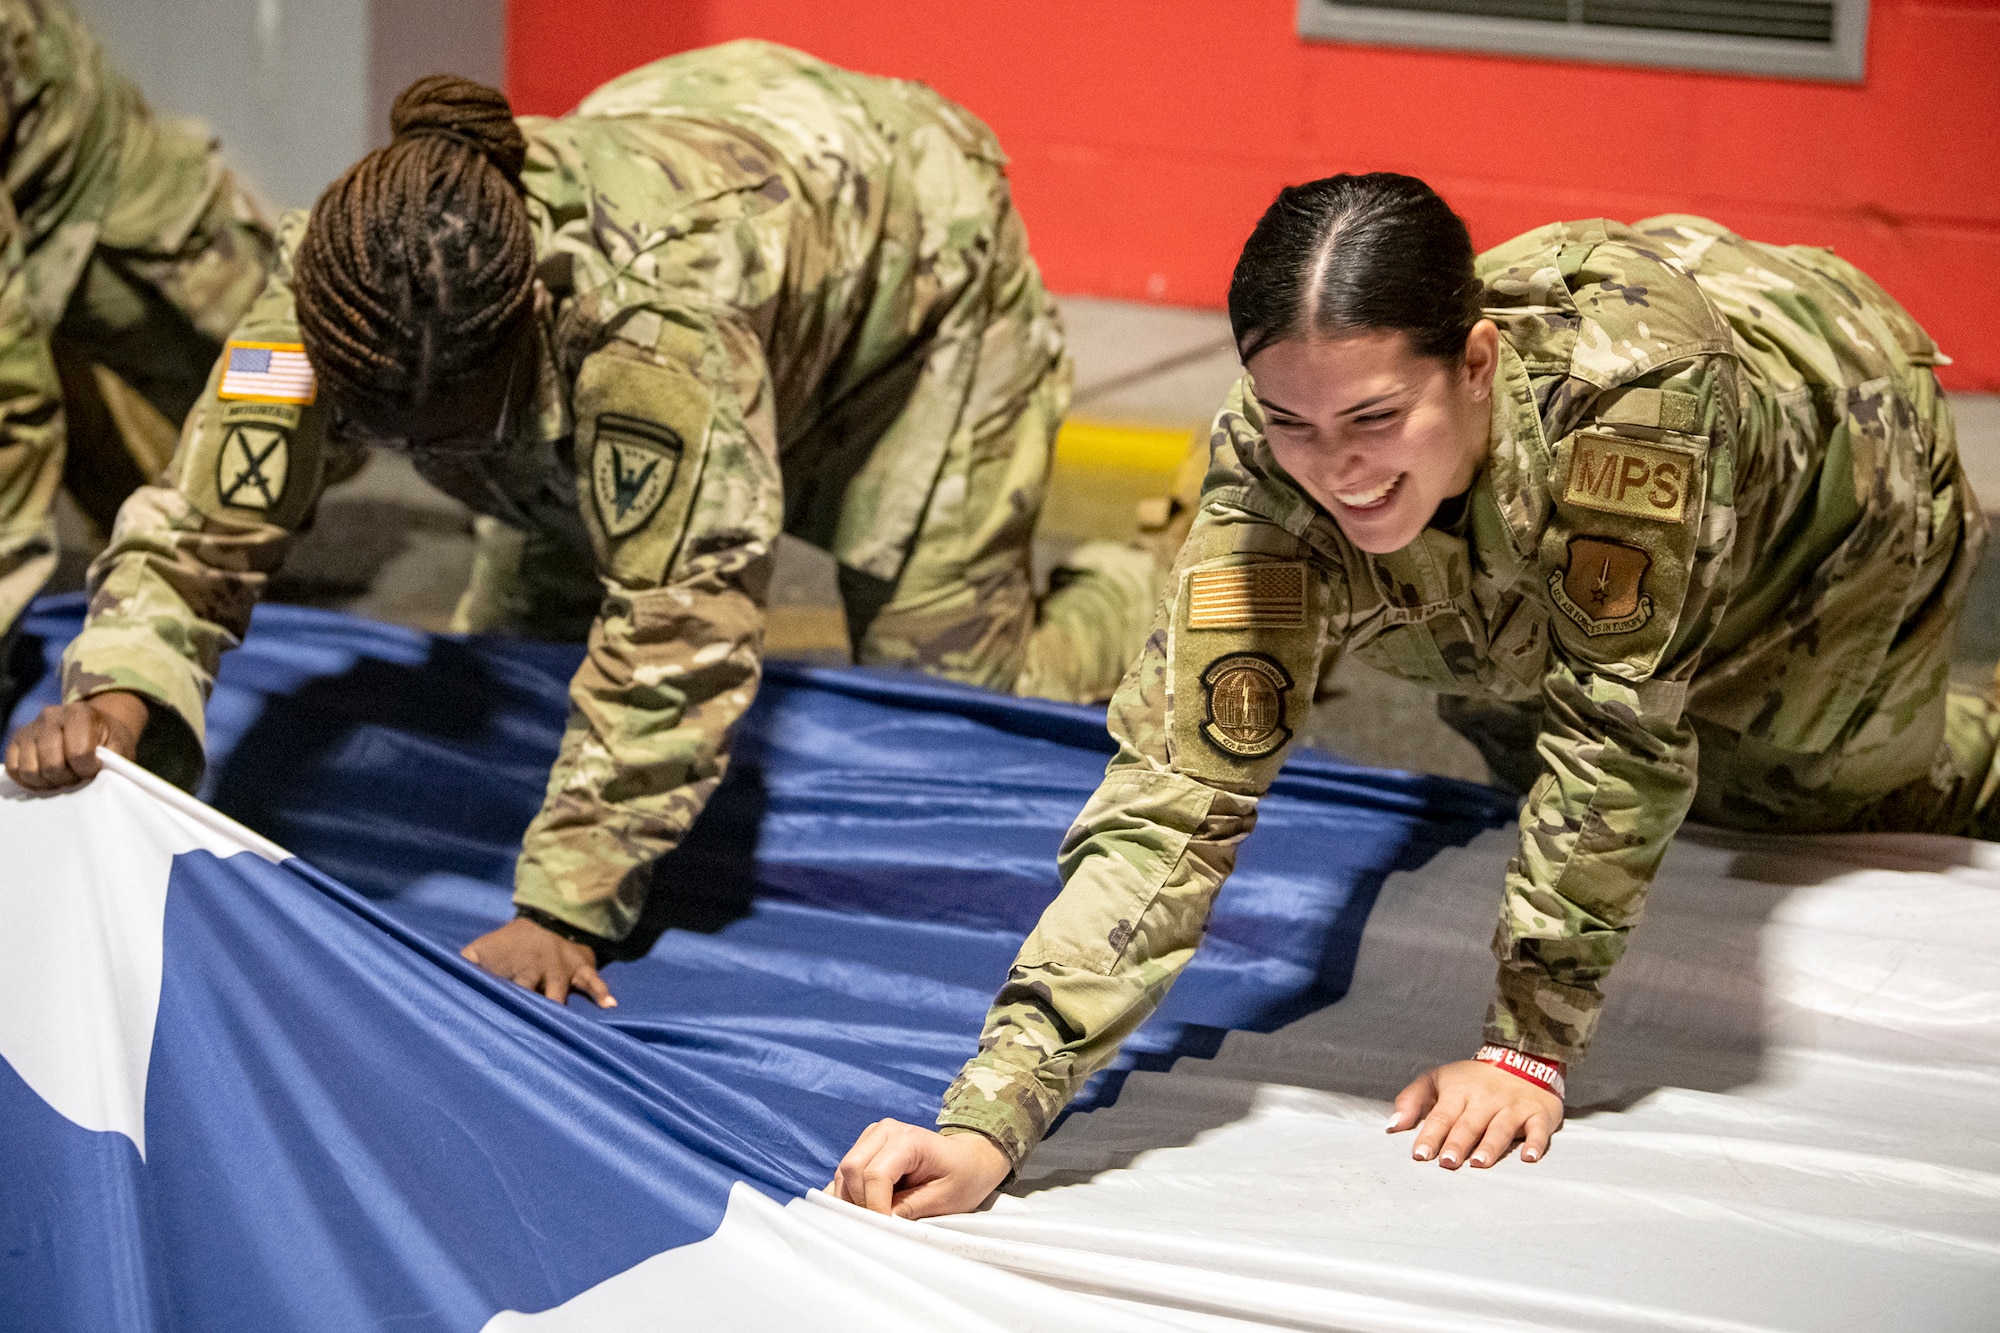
[294,74,537,413]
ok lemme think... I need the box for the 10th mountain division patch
[592,413,683,538]
[216,424,290,512]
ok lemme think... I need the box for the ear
[1461,319,1500,401]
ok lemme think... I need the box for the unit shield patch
[216,424,290,512]
[1200,653,1294,759]
[591,413,682,539]
[1549,535,1653,636]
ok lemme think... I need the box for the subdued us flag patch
[1187,562,1307,629]
[218,341,317,404]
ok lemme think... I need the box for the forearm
[512,557,767,941]
[61,484,291,787]
[1486,669,1698,1062]
[938,756,1258,1164]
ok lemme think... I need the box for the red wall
[507,0,2000,390]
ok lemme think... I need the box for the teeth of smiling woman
[1335,475,1399,507]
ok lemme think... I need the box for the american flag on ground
[218,341,317,403]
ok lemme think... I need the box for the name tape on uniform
[1187,562,1307,629]
[1562,432,1692,524]
[218,341,317,405]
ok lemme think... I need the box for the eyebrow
[1255,390,1404,420]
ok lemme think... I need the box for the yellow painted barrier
[1053,419,1197,473]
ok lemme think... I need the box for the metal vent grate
[1299,0,1864,79]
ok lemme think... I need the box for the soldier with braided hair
[0,0,273,712]
[5,43,1166,1005]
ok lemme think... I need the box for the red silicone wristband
[1474,1043,1567,1100]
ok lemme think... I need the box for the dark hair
[294,74,536,413]
[1227,173,1482,364]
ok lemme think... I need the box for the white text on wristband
[1474,1043,1566,1100]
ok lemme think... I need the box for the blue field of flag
[1,599,1511,1330]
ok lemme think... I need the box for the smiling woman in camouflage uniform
[830,172,1990,1219]
[2,43,1162,1001]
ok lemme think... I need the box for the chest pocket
[573,337,713,588]
[1349,529,1491,694]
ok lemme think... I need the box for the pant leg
[852,209,1166,703]
[57,159,272,433]
[451,515,603,642]
[848,199,1059,693]
[1437,692,1546,795]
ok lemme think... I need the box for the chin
[1328,501,1427,554]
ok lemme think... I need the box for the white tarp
[9,760,1999,1331]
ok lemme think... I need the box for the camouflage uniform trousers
[0,147,270,703]
[453,216,1166,706]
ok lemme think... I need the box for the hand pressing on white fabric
[1389,1060,1562,1168]
[827,1120,1012,1219]
[4,692,148,790]
[462,915,617,1008]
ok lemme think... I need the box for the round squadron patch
[215,424,290,512]
[1549,535,1654,636]
[1200,653,1294,759]
[591,413,683,539]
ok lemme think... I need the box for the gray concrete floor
[44,294,2000,787]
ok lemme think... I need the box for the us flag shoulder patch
[1187,562,1307,630]
[218,341,317,405]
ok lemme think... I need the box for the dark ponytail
[294,74,537,413]
[1227,173,1481,365]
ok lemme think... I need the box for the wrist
[514,905,616,964]
[1473,1043,1566,1100]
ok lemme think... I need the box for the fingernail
[1440,1152,1458,1166]
[603,997,618,1008]
[1522,1150,1538,1162]
[1385,1116,1402,1131]
[1413,1146,1431,1161]
[1471,1154,1488,1167]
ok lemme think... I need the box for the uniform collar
[524,286,571,449]
[1481,338,1551,560]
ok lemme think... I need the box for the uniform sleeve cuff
[62,647,209,791]
[1482,962,1603,1065]
[935,1064,1058,1169]
[510,879,631,945]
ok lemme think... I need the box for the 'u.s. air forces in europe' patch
[1201,653,1293,759]
[592,413,683,538]
[1549,535,1653,636]
[216,423,290,512]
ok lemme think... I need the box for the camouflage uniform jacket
[939,216,1974,1165]
[63,40,1042,940]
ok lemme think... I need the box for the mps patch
[1200,653,1293,759]
[1563,432,1694,524]
[592,414,683,538]
[1187,563,1307,630]
[215,424,290,512]
[218,341,316,405]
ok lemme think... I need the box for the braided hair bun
[295,74,536,414]
[390,74,528,188]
